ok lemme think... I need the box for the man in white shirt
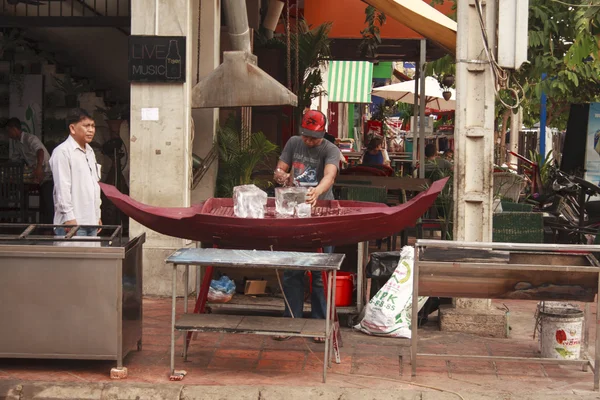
[50,108,102,236]
[5,117,54,224]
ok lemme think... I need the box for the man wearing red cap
[274,109,339,205]
[273,110,340,340]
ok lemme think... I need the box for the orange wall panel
[303,0,454,39]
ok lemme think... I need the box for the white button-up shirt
[12,132,52,182]
[50,135,102,225]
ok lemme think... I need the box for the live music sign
[128,36,186,83]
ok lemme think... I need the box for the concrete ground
[1,297,599,400]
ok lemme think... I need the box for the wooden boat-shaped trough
[100,177,448,249]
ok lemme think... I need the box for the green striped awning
[327,61,373,103]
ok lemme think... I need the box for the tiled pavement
[0,297,597,398]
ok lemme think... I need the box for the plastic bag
[211,276,236,294]
[208,287,233,303]
[354,245,428,338]
[207,276,236,303]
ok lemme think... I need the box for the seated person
[443,148,454,161]
[424,143,453,179]
[361,137,390,166]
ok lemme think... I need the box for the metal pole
[418,39,427,179]
[412,62,419,170]
[539,73,547,161]
[170,264,177,376]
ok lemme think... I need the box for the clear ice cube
[233,184,267,218]
[275,187,308,217]
[296,203,312,218]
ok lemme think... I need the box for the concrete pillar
[438,0,507,337]
[191,0,221,204]
[130,0,196,295]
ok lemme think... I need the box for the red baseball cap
[300,110,326,139]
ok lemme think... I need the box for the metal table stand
[165,248,344,383]
[410,240,600,391]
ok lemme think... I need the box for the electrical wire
[473,0,522,110]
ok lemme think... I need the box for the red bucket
[335,272,355,307]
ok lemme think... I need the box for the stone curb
[0,380,596,400]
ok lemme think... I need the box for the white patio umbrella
[371,76,456,110]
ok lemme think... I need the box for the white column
[454,0,496,243]
[439,0,507,336]
[129,0,195,295]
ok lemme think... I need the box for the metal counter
[0,227,145,373]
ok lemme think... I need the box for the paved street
[1,297,598,399]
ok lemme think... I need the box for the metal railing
[0,0,130,27]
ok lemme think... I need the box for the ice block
[233,184,268,218]
[275,187,308,217]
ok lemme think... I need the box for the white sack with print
[355,245,428,338]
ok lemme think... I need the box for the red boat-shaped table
[100,177,448,249]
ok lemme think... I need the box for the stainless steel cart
[0,224,145,377]
[411,240,600,391]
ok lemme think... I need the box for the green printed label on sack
[392,260,411,284]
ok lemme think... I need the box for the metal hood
[192,0,297,108]
[192,51,297,108]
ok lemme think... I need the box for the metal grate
[0,0,130,27]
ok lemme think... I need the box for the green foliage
[255,20,332,121]
[517,0,600,129]
[96,103,129,120]
[54,74,91,96]
[359,6,387,59]
[425,0,600,130]
[528,149,556,189]
[290,21,332,111]
[425,54,455,78]
[216,116,279,198]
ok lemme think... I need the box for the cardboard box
[244,280,267,295]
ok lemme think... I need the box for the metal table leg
[183,265,189,361]
[170,264,177,376]
[323,269,333,383]
[411,247,420,377]
[356,242,365,315]
[331,269,340,365]
[595,272,600,391]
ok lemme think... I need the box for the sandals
[313,337,325,344]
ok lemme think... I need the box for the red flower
[556,329,567,344]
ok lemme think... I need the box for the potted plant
[54,75,89,107]
[96,103,129,137]
[216,115,279,197]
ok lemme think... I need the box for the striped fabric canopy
[327,61,373,103]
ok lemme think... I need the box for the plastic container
[539,305,583,360]
[335,272,355,307]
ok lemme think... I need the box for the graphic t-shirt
[279,136,340,200]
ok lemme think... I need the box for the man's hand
[33,165,44,184]
[274,168,290,186]
[97,219,102,234]
[63,219,77,233]
[306,187,322,206]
